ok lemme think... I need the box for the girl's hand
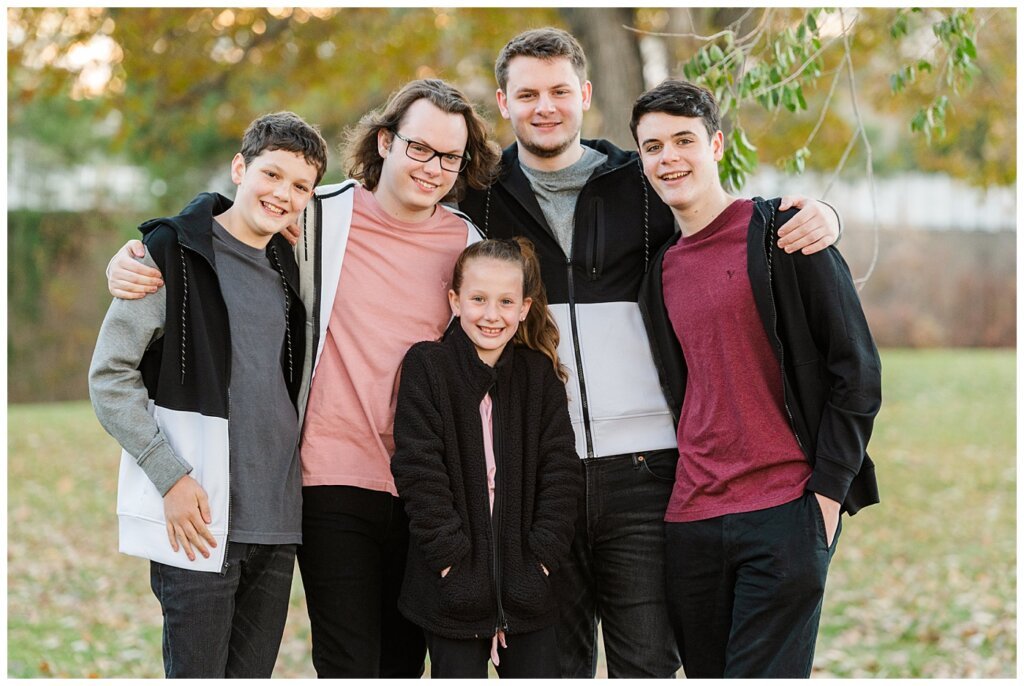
[440,565,451,578]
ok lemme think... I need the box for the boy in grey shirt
[88,112,326,677]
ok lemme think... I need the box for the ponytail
[451,237,567,382]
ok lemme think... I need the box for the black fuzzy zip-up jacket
[460,140,679,460]
[638,197,881,515]
[390,324,582,639]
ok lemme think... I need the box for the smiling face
[222,148,317,248]
[635,111,729,230]
[496,55,592,170]
[374,97,469,223]
[449,257,533,367]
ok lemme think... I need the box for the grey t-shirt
[520,145,608,256]
[212,221,302,545]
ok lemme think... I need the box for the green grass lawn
[7,349,1015,677]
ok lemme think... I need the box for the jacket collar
[444,319,516,397]
[138,192,301,295]
[139,192,233,265]
[492,139,643,237]
[496,138,638,183]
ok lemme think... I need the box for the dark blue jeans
[149,542,297,678]
[296,485,426,678]
[665,492,842,677]
[553,451,682,677]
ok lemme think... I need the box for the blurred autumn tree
[6,7,1016,402]
[624,7,1014,189]
[8,7,562,206]
[9,7,1014,206]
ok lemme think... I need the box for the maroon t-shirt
[662,199,810,522]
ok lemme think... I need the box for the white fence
[749,169,1016,233]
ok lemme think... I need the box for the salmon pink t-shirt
[299,187,469,494]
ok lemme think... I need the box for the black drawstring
[638,157,650,273]
[178,246,188,384]
[483,186,491,238]
[269,245,294,384]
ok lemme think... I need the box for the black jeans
[149,542,296,678]
[553,451,682,677]
[665,492,842,678]
[296,485,426,678]
[425,626,559,678]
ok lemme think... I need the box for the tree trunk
[561,7,644,147]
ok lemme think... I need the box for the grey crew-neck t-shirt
[211,220,302,545]
[519,145,608,256]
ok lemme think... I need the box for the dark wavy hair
[240,111,328,186]
[629,79,721,144]
[343,79,500,202]
[451,237,566,382]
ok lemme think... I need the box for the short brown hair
[240,111,328,187]
[495,27,587,92]
[343,79,499,202]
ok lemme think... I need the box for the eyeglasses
[391,130,471,173]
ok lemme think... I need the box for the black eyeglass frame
[390,130,471,173]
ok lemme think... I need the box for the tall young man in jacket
[458,27,845,678]
[632,79,880,677]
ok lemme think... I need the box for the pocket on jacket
[436,556,491,621]
[502,556,552,618]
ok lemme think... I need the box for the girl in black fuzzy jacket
[390,237,581,678]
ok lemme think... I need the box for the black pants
[425,625,559,678]
[150,543,296,678]
[665,492,841,678]
[296,485,426,678]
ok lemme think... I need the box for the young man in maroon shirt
[633,79,881,677]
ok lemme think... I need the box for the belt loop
[631,453,646,469]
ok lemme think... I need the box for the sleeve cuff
[806,456,857,506]
[136,436,192,496]
[821,199,843,241]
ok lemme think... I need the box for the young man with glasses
[104,79,500,677]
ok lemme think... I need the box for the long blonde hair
[451,237,566,382]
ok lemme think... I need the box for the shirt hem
[228,531,303,545]
[300,474,398,497]
[664,486,808,523]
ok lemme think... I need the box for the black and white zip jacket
[295,180,482,426]
[638,197,881,514]
[459,140,679,459]
[89,192,305,572]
